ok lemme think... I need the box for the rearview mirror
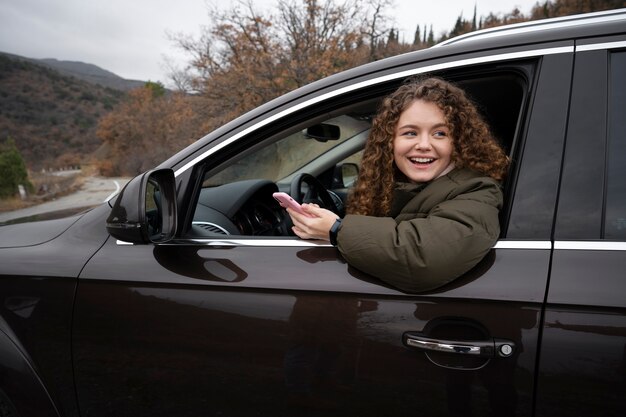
[305,123,341,142]
[106,168,177,243]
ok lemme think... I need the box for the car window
[203,114,371,187]
[188,69,528,238]
[604,51,626,239]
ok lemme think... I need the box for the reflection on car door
[73,54,572,417]
[74,242,545,416]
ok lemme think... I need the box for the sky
[0,0,540,87]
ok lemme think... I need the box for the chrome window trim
[117,239,626,251]
[493,241,552,250]
[554,241,626,251]
[115,238,330,247]
[576,40,626,52]
[118,239,553,249]
[185,239,331,247]
[174,45,573,178]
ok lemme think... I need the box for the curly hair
[346,76,509,216]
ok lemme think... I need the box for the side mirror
[332,163,359,188]
[106,168,177,244]
[341,163,359,187]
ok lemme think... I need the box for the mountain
[0,53,127,171]
[0,52,145,91]
[36,58,146,91]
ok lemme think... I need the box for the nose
[414,133,432,150]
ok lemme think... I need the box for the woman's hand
[287,203,339,241]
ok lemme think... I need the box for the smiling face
[393,99,454,183]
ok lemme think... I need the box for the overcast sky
[0,0,540,86]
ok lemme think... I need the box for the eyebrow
[397,123,449,130]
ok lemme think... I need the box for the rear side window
[604,51,626,239]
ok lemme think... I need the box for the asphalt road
[0,176,130,224]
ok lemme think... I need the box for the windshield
[203,115,370,186]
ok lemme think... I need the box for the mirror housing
[332,162,359,188]
[106,168,177,244]
[305,123,341,142]
[341,163,359,187]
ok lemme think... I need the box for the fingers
[291,221,313,240]
[287,207,328,240]
[300,203,326,217]
[286,203,341,241]
[291,226,308,239]
[286,207,308,224]
[286,208,311,237]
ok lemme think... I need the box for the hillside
[0,52,146,91]
[0,53,126,171]
[36,58,146,91]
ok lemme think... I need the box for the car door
[535,39,626,417]
[73,49,572,417]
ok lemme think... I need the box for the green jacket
[337,168,503,293]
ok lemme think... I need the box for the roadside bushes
[0,137,32,198]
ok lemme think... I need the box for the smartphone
[273,192,312,217]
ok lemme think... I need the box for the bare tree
[168,0,393,129]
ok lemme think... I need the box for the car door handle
[403,332,515,358]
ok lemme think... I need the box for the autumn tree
[529,0,626,19]
[169,0,625,142]
[168,0,393,131]
[170,1,287,128]
[277,0,373,84]
[96,83,205,176]
[481,0,625,29]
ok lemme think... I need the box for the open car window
[188,68,529,239]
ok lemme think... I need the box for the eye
[400,129,417,137]
[433,130,448,138]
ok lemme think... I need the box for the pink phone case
[273,192,312,217]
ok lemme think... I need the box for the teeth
[410,157,434,163]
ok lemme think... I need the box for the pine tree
[0,138,33,198]
[413,25,421,46]
[472,4,478,31]
[427,25,435,46]
[145,81,166,98]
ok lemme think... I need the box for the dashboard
[192,179,290,236]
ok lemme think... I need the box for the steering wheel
[289,173,340,215]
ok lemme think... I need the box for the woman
[287,76,509,292]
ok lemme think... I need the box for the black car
[1,9,626,417]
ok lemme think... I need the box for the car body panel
[0,204,111,417]
[535,37,626,417]
[74,237,547,416]
[0,215,80,248]
[0,331,59,417]
[538,250,626,417]
[1,10,625,417]
[70,37,573,416]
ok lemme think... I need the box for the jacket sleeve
[336,180,502,293]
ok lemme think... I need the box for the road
[0,176,130,224]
